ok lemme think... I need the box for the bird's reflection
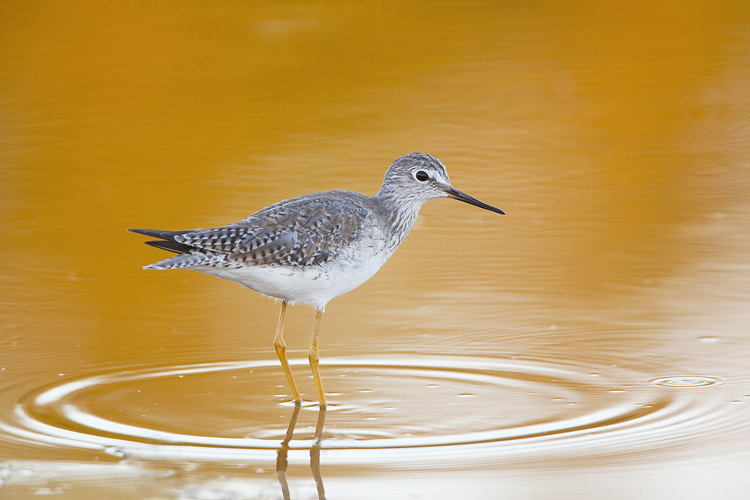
[276,402,327,500]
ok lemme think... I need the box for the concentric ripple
[1,356,736,465]
[649,375,722,388]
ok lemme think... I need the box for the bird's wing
[174,193,370,267]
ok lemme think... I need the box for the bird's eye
[415,170,429,182]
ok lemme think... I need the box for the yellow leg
[308,310,327,407]
[273,301,301,402]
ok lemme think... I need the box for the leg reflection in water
[310,404,327,499]
[275,402,300,500]
[276,402,327,500]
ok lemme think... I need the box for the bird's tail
[144,252,228,270]
[129,228,231,270]
[128,228,194,254]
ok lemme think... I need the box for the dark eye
[415,170,429,182]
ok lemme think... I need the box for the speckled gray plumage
[136,190,379,270]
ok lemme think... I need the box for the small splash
[105,447,126,458]
[649,376,722,388]
[698,336,720,343]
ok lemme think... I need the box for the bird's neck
[372,189,423,248]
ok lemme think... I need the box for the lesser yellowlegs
[130,152,503,406]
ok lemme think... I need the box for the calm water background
[2,2,750,499]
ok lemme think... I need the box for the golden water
[2,2,750,499]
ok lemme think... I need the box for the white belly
[197,245,391,311]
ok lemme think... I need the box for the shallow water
[2,2,750,499]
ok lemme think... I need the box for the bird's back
[144,190,381,269]
[132,190,401,308]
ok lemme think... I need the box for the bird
[130,152,503,407]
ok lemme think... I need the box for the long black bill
[445,186,505,214]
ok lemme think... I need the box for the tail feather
[128,228,193,240]
[144,252,228,270]
[131,227,235,270]
[145,239,192,254]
